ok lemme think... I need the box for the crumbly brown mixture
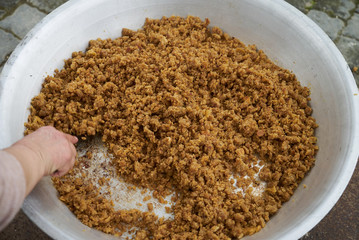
[26,16,318,239]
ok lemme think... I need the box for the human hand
[17,126,78,176]
[6,125,78,176]
[4,126,78,195]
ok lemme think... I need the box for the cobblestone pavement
[0,0,358,239]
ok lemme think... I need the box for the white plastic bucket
[0,0,358,239]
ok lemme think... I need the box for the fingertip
[69,135,78,144]
[65,133,78,144]
[52,169,69,177]
[51,170,61,177]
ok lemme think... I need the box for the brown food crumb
[98,177,106,186]
[147,203,154,212]
[86,151,93,159]
[26,16,318,239]
[143,195,151,202]
[165,206,171,214]
[353,66,358,72]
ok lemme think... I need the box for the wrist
[4,143,46,195]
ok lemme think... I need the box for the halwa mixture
[25,16,318,239]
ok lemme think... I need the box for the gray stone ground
[0,0,358,240]
[286,0,359,83]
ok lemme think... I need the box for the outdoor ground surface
[0,0,358,239]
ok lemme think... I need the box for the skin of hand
[4,126,78,195]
